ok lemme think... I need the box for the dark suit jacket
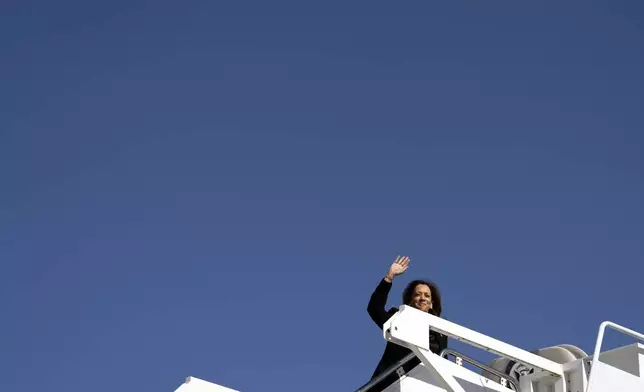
[367,278,448,380]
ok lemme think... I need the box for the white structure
[173,377,239,392]
[173,306,644,392]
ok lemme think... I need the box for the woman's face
[411,284,432,312]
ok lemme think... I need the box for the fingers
[395,255,410,266]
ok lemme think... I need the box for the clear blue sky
[2,1,643,391]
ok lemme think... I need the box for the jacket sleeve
[367,278,396,329]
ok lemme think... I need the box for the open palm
[387,255,410,279]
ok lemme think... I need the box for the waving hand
[385,255,409,282]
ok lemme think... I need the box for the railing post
[586,321,644,392]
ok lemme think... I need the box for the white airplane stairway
[173,308,644,392]
[174,376,239,392]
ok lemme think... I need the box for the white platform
[174,377,239,392]
[172,308,644,392]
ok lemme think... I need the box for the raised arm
[367,256,410,328]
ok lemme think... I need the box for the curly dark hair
[402,279,443,317]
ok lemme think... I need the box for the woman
[367,255,448,382]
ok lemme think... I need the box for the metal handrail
[440,348,520,391]
[586,321,644,392]
[354,352,417,392]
